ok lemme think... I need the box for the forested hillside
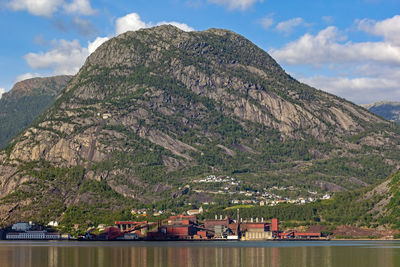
[0,26,399,225]
[0,76,72,148]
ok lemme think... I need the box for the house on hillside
[187,206,203,216]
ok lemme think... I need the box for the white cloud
[8,0,96,16]
[301,75,400,104]
[270,26,400,66]
[24,39,89,75]
[14,72,43,83]
[20,36,107,79]
[0,88,5,99]
[260,16,274,29]
[207,0,263,10]
[357,15,400,45]
[20,12,194,79]
[271,16,400,104]
[63,0,96,15]
[9,0,63,17]
[115,12,194,35]
[275,17,306,34]
[88,36,109,54]
[115,13,150,35]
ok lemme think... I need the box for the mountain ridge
[0,25,399,225]
[362,101,400,122]
[0,75,72,149]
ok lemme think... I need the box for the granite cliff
[0,26,399,225]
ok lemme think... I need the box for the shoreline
[1,238,398,242]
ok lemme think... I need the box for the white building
[47,221,58,227]
[6,231,61,240]
[187,206,203,215]
[322,194,331,200]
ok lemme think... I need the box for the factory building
[243,230,273,240]
[111,214,323,241]
[6,231,61,240]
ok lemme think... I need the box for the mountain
[1,25,400,226]
[362,101,400,122]
[0,76,72,148]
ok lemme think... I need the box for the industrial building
[6,231,61,240]
[31,212,323,241]
[112,214,323,241]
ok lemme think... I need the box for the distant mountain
[362,101,400,122]
[0,76,72,148]
[0,26,400,226]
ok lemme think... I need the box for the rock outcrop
[0,26,399,224]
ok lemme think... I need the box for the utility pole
[236,208,240,238]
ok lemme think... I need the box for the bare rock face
[0,25,400,224]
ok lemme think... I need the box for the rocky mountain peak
[0,26,399,225]
[2,76,72,100]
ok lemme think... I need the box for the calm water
[1,240,400,267]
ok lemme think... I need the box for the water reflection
[1,241,400,267]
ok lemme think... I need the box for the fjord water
[1,241,400,267]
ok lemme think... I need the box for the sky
[0,0,399,104]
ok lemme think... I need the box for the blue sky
[0,0,399,104]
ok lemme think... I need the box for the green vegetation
[201,172,400,229]
[382,171,400,228]
[0,76,71,148]
[2,26,400,231]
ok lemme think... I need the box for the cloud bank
[259,16,274,29]
[270,15,400,104]
[115,13,194,35]
[8,0,96,17]
[357,15,400,46]
[208,0,263,10]
[24,39,89,75]
[115,13,149,35]
[63,0,96,15]
[275,17,306,34]
[270,26,400,66]
[19,12,194,79]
